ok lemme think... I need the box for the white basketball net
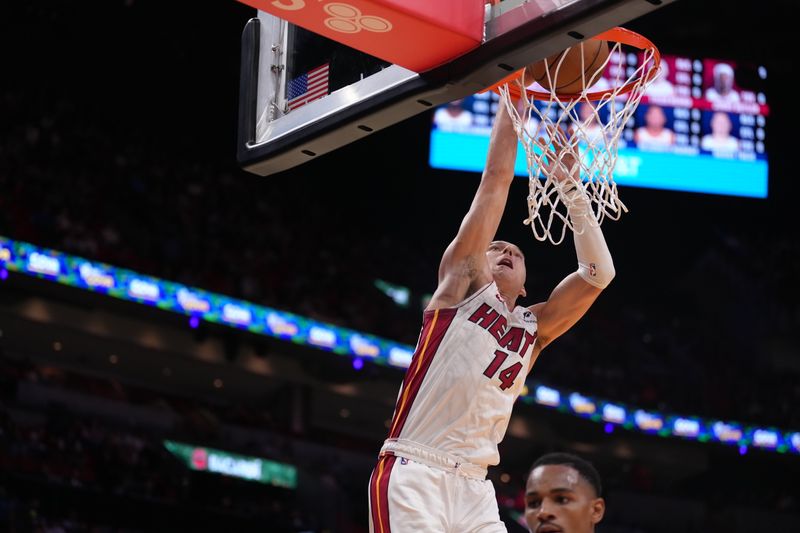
[499,41,658,244]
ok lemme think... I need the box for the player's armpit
[529,272,603,352]
[430,253,486,308]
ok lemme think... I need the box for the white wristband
[556,179,591,223]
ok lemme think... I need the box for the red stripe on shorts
[369,454,397,533]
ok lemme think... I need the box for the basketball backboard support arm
[238,0,676,176]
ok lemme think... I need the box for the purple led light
[739,445,748,456]
[604,423,614,434]
[352,358,364,371]
[0,269,7,281]
[189,316,200,329]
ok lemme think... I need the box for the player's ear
[520,285,527,298]
[590,497,605,524]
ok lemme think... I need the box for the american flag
[287,63,330,111]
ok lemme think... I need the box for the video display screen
[429,53,769,198]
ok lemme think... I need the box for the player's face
[525,465,604,533]
[487,241,526,289]
[578,103,595,123]
[711,112,732,135]
[646,106,666,128]
[718,72,733,92]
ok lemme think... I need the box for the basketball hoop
[489,27,661,244]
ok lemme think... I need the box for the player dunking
[368,103,615,532]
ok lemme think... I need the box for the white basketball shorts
[368,442,506,533]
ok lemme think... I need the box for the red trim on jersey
[388,307,457,439]
[369,454,397,533]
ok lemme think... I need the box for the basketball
[525,39,610,94]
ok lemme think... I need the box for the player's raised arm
[427,104,520,310]
[529,131,615,356]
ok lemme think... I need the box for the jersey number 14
[482,350,522,391]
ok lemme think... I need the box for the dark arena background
[1,1,798,532]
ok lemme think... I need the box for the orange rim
[483,27,661,102]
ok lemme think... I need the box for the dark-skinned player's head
[525,452,605,533]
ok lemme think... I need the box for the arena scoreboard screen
[430,54,769,198]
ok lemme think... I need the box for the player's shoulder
[527,302,545,316]
[427,279,495,312]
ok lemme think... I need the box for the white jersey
[636,127,674,151]
[381,281,538,468]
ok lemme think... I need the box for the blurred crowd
[0,357,369,532]
[0,92,425,346]
[535,226,800,428]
